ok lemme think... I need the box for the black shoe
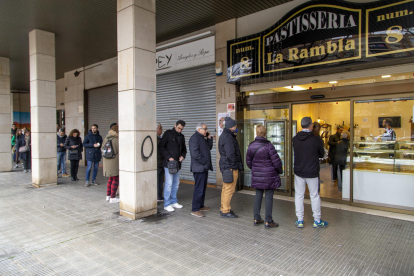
[221,211,238,218]
[265,221,279,228]
[71,177,76,181]
[254,219,264,226]
[75,177,79,181]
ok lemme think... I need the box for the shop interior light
[284,86,306,91]
[381,75,391,78]
[329,81,338,84]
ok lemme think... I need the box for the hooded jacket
[218,128,243,172]
[83,130,103,162]
[293,131,324,178]
[102,130,119,177]
[246,136,283,190]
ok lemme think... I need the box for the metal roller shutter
[157,65,216,184]
[87,84,118,149]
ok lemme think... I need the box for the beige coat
[102,130,119,177]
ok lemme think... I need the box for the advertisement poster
[227,103,235,112]
[218,112,231,136]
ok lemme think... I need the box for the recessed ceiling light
[284,86,306,91]
[329,81,337,84]
[381,75,391,78]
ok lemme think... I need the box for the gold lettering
[395,10,409,18]
[345,39,355,51]
[385,25,403,44]
[377,15,385,22]
[289,48,299,60]
[327,41,337,54]
[299,49,308,59]
[276,53,283,63]
[338,38,344,52]
[267,53,274,64]
[240,57,250,69]
[310,46,325,57]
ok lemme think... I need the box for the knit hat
[110,123,117,129]
[224,117,237,129]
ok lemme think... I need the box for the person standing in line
[84,124,103,187]
[157,123,165,202]
[17,130,31,173]
[159,120,187,212]
[65,129,83,181]
[102,123,120,203]
[11,124,17,139]
[189,123,213,218]
[328,126,343,185]
[293,117,328,228]
[246,125,282,228]
[14,129,22,168]
[335,131,350,192]
[57,129,69,178]
[218,117,243,218]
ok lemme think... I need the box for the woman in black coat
[16,130,31,173]
[65,129,83,181]
[335,132,350,192]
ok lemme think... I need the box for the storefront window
[241,106,290,193]
[352,98,414,211]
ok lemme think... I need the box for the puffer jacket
[65,136,83,160]
[218,128,243,173]
[246,137,283,189]
[102,130,119,177]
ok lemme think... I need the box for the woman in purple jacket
[246,125,283,228]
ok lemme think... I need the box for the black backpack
[102,138,116,159]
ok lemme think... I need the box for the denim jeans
[86,161,99,181]
[164,168,180,207]
[57,152,66,174]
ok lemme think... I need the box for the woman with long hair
[17,129,31,172]
[65,129,83,181]
[12,129,22,168]
[246,125,283,228]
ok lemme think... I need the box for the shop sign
[156,36,215,74]
[227,0,414,82]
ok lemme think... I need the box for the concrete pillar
[215,20,237,189]
[0,57,12,172]
[117,0,157,219]
[29,29,57,187]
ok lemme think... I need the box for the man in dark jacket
[189,123,213,218]
[159,120,187,212]
[57,129,69,178]
[218,117,243,218]
[293,117,328,228]
[157,123,165,202]
[328,126,343,183]
[84,124,103,187]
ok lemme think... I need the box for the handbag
[222,169,233,183]
[168,160,179,174]
[19,146,29,153]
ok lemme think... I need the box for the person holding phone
[83,124,103,187]
[65,129,83,181]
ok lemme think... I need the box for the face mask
[233,127,238,134]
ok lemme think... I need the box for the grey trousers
[294,175,321,222]
[253,189,274,223]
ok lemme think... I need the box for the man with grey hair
[156,123,164,202]
[293,117,328,228]
[189,123,213,218]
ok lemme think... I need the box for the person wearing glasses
[189,123,214,218]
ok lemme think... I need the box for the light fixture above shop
[284,86,306,91]
[329,81,338,84]
[381,75,391,78]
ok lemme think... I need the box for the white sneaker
[164,205,175,212]
[109,198,120,203]
[171,203,183,209]
[14,164,18,168]
[106,196,110,201]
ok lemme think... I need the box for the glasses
[201,128,208,130]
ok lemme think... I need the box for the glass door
[266,121,286,176]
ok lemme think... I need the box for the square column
[29,29,57,187]
[0,57,12,172]
[117,0,157,219]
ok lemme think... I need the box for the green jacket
[11,135,16,146]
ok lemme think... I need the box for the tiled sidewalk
[0,166,413,275]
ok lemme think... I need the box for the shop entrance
[292,101,351,201]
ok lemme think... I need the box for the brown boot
[200,207,211,211]
[265,221,279,228]
[191,211,204,218]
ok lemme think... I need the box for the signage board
[227,0,414,82]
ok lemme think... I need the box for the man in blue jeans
[57,129,69,177]
[159,120,187,212]
[83,124,103,187]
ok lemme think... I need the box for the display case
[266,121,286,176]
[353,141,414,174]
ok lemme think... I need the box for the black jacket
[65,136,83,160]
[159,128,187,169]
[218,128,243,173]
[157,136,164,167]
[83,130,103,162]
[57,134,67,152]
[335,139,350,166]
[328,132,341,161]
[293,131,324,178]
[189,131,213,173]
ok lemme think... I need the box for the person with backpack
[65,129,83,181]
[83,124,103,187]
[246,125,283,228]
[102,123,119,203]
